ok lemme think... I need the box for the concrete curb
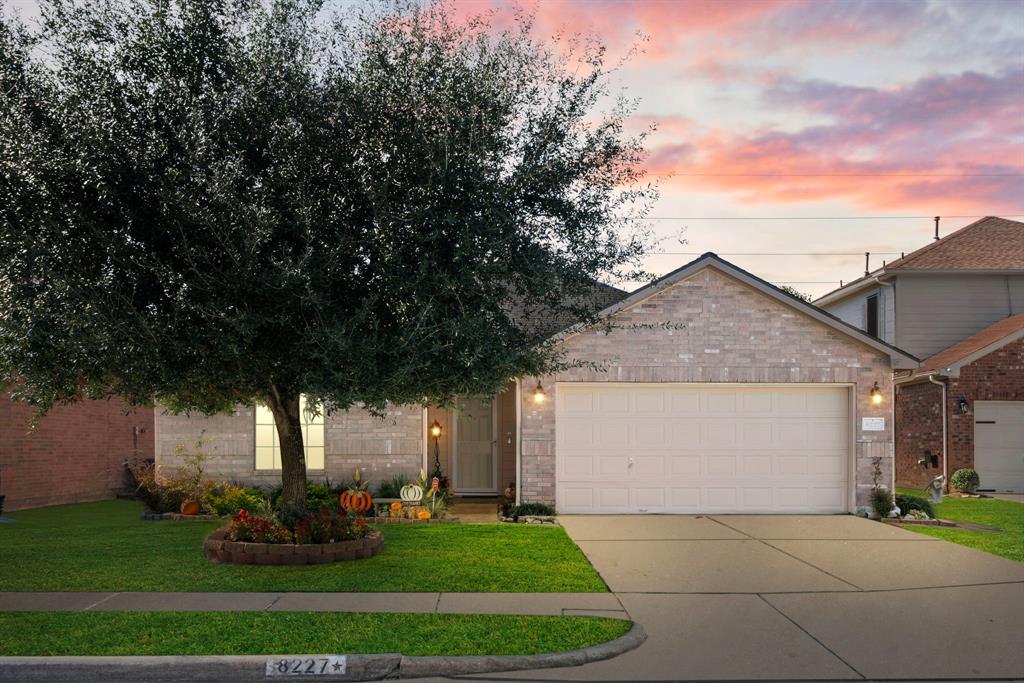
[0,622,645,682]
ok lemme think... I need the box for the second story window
[255,395,326,471]
[866,293,880,337]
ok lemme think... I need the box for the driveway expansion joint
[756,593,866,680]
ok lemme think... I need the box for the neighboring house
[894,316,1024,492]
[0,393,153,511]
[816,216,1024,493]
[157,253,917,514]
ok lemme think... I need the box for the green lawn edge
[895,487,1024,562]
[0,611,631,657]
[0,500,606,592]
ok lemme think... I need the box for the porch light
[870,382,883,405]
[429,420,443,438]
[958,398,969,414]
[532,381,547,404]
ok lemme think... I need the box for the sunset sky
[452,0,1024,297]
[7,0,1022,297]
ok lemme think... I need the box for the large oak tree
[0,0,653,508]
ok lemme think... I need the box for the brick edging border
[202,528,383,565]
[0,622,644,682]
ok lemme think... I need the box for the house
[816,216,1024,493]
[157,253,917,514]
[0,393,153,511]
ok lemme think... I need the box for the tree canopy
[0,0,654,506]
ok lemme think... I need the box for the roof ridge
[887,216,998,270]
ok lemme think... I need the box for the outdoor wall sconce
[870,381,883,405]
[532,381,547,404]
[958,398,969,414]
[429,420,442,439]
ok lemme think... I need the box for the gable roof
[554,252,920,369]
[899,314,1024,381]
[814,216,1024,306]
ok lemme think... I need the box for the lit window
[255,395,325,470]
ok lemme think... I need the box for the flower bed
[143,511,225,521]
[203,527,383,565]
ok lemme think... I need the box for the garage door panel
[975,402,1024,493]
[556,384,851,514]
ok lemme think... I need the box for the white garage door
[556,383,851,514]
[975,401,1024,493]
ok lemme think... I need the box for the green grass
[896,488,1024,562]
[0,611,630,656]
[0,500,606,592]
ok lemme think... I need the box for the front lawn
[0,501,605,592]
[0,611,630,656]
[896,488,1024,562]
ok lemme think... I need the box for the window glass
[866,294,880,337]
[254,396,325,470]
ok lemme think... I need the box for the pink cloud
[643,68,1024,212]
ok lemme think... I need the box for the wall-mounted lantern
[869,381,883,406]
[532,381,547,404]
[958,398,969,414]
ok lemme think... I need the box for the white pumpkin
[400,484,424,502]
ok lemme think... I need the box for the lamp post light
[429,420,443,480]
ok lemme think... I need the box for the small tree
[0,1,654,508]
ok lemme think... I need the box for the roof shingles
[918,313,1024,374]
[885,216,1024,271]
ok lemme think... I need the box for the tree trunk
[265,389,307,510]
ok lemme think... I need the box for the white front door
[555,383,851,514]
[453,396,497,494]
[975,401,1024,493]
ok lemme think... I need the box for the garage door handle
[628,457,635,468]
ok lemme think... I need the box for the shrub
[268,481,338,512]
[206,485,264,516]
[293,508,369,544]
[512,502,555,516]
[306,483,335,512]
[950,468,980,493]
[376,474,408,499]
[895,493,934,519]
[869,488,894,519]
[226,509,293,544]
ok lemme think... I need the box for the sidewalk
[0,591,628,619]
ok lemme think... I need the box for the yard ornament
[925,475,945,504]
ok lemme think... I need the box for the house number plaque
[266,656,347,677]
[861,417,885,431]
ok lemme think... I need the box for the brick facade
[0,393,153,511]
[520,267,895,510]
[155,403,424,489]
[896,337,1024,489]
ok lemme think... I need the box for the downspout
[927,374,948,488]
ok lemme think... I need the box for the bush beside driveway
[0,501,606,593]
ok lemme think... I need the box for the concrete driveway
[484,514,1024,681]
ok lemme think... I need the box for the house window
[255,395,325,470]
[866,293,880,337]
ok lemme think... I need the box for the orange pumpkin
[339,489,373,513]
[416,510,431,520]
[180,500,200,516]
[390,502,402,511]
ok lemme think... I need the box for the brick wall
[155,403,424,490]
[896,337,1024,490]
[894,382,944,489]
[520,267,895,510]
[0,393,153,511]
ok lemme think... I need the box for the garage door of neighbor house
[975,401,1024,493]
[556,383,851,514]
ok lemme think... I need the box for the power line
[652,252,900,256]
[642,214,1024,220]
[667,173,1024,177]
